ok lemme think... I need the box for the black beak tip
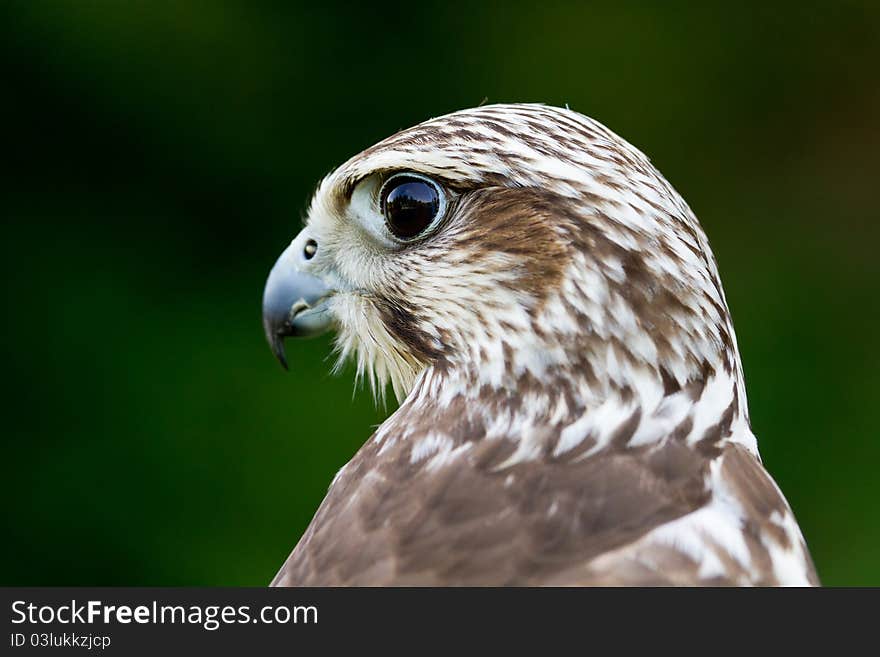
[266,329,289,371]
[273,339,289,371]
[264,316,290,371]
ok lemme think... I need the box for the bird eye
[379,174,443,240]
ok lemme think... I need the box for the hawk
[262,103,818,586]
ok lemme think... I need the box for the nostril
[303,239,317,260]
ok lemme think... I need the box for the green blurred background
[2,1,878,585]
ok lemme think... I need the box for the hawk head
[262,104,822,587]
[263,103,749,449]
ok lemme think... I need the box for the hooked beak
[262,244,334,370]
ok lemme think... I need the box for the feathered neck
[369,348,758,470]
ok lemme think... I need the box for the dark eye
[380,175,443,240]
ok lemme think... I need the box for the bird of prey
[262,103,818,586]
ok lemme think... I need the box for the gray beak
[262,242,334,370]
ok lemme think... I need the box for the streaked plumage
[263,103,818,586]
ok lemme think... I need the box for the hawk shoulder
[272,429,816,585]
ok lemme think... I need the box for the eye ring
[378,173,446,241]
